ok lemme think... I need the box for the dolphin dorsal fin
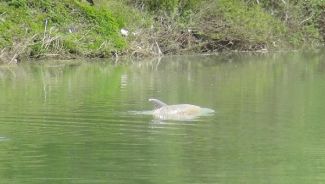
[149,98,167,109]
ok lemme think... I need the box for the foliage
[96,0,152,30]
[245,0,324,47]
[189,0,286,50]
[0,0,126,62]
[133,0,324,51]
[123,0,204,16]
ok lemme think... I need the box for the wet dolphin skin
[148,98,214,120]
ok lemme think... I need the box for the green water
[0,52,325,183]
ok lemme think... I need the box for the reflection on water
[0,136,8,141]
[0,52,325,183]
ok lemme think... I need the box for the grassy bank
[126,0,324,54]
[0,0,126,63]
[0,0,324,63]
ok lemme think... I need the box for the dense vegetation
[0,0,324,63]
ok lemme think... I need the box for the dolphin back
[152,104,202,120]
[149,98,167,109]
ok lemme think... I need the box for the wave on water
[129,107,215,122]
[200,108,215,115]
[0,136,9,142]
[128,110,153,115]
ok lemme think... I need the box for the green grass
[0,0,126,60]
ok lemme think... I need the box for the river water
[0,52,325,183]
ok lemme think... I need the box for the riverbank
[0,0,324,63]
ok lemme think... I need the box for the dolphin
[148,98,214,120]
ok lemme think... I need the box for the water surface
[0,52,325,183]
